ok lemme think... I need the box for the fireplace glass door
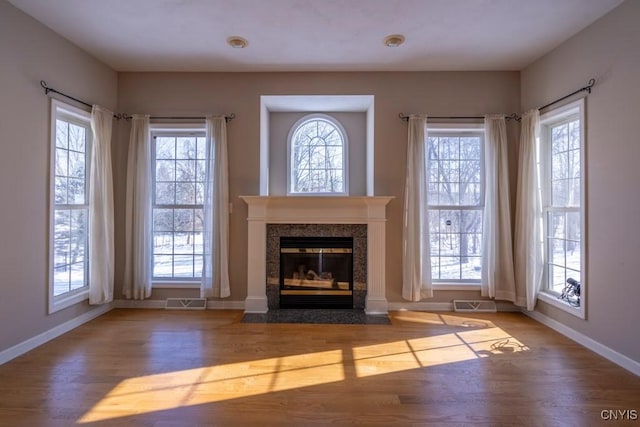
[280,237,353,308]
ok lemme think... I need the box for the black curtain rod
[41,80,123,119]
[399,113,521,121]
[41,81,235,122]
[132,114,236,122]
[41,80,93,110]
[537,78,595,111]
[399,78,595,123]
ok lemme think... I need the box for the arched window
[288,114,348,194]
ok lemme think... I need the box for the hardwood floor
[0,309,638,426]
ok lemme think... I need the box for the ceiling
[9,0,624,72]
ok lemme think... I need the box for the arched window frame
[287,113,349,195]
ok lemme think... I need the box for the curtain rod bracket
[506,113,521,122]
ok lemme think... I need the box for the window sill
[433,283,481,291]
[152,282,201,289]
[537,291,585,319]
[49,288,89,314]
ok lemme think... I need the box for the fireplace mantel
[239,196,393,314]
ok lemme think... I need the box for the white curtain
[201,116,230,298]
[123,115,153,299]
[402,116,433,300]
[88,106,114,305]
[481,115,516,301]
[514,110,543,310]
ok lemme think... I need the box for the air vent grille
[453,300,497,313]
[165,298,207,310]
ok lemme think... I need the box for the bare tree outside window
[53,117,90,296]
[289,116,346,194]
[427,134,483,282]
[152,134,206,280]
[546,119,582,293]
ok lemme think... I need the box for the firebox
[279,236,353,309]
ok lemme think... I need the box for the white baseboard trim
[113,299,165,309]
[388,301,520,312]
[388,302,454,311]
[523,310,640,376]
[112,299,245,310]
[0,303,112,366]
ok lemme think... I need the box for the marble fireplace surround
[239,196,393,314]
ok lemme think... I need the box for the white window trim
[287,113,349,196]
[538,98,586,319]
[49,100,91,313]
[426,124,485,284]
[150,126,206,286]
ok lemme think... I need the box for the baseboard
[523,310,640,376]
[112,299,245,310]
[0,303,112,366]
[113,299,165,309]
[388,302,454,311]
[388,301,520,312]
[206,300,244,310]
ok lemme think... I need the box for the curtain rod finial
[40,80,50,94]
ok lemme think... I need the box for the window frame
[48,100,92,313]
[426,124,485,287]
[150,124,206,287]
[537,99,586,319]
[287,113,349,196]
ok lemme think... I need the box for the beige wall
[0,1,117,352]
[115,71,521,303]
[521,0,640,362]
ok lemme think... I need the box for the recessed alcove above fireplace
[240,196,393,314]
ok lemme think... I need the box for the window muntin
[152,132,206,281]
[541,104,584,298]
[50,101,92,311]
[427,132,484,282]
[288,114,347,194]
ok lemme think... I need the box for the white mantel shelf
[239,196,393,223]
[239,196,394,314]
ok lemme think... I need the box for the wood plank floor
[0,309,638,426]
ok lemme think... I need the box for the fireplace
[280,237,353,309]
[240,196,393,314]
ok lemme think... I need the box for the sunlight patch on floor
[78,349,344,423]
[391,311,495,329]
[352,327,529,377]
[79,324,528,423]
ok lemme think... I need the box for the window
[427,129,484,283]
[152,130,206,282]
[288,114,348,194]
[539,100,585,315]
[49,100,92,312]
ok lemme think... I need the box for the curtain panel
[123,115,153,300]
[402,116,433,301]
[481,115,517,302]
[201,116,230,298]
[514,110,543,310]
[88,106,115,305]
